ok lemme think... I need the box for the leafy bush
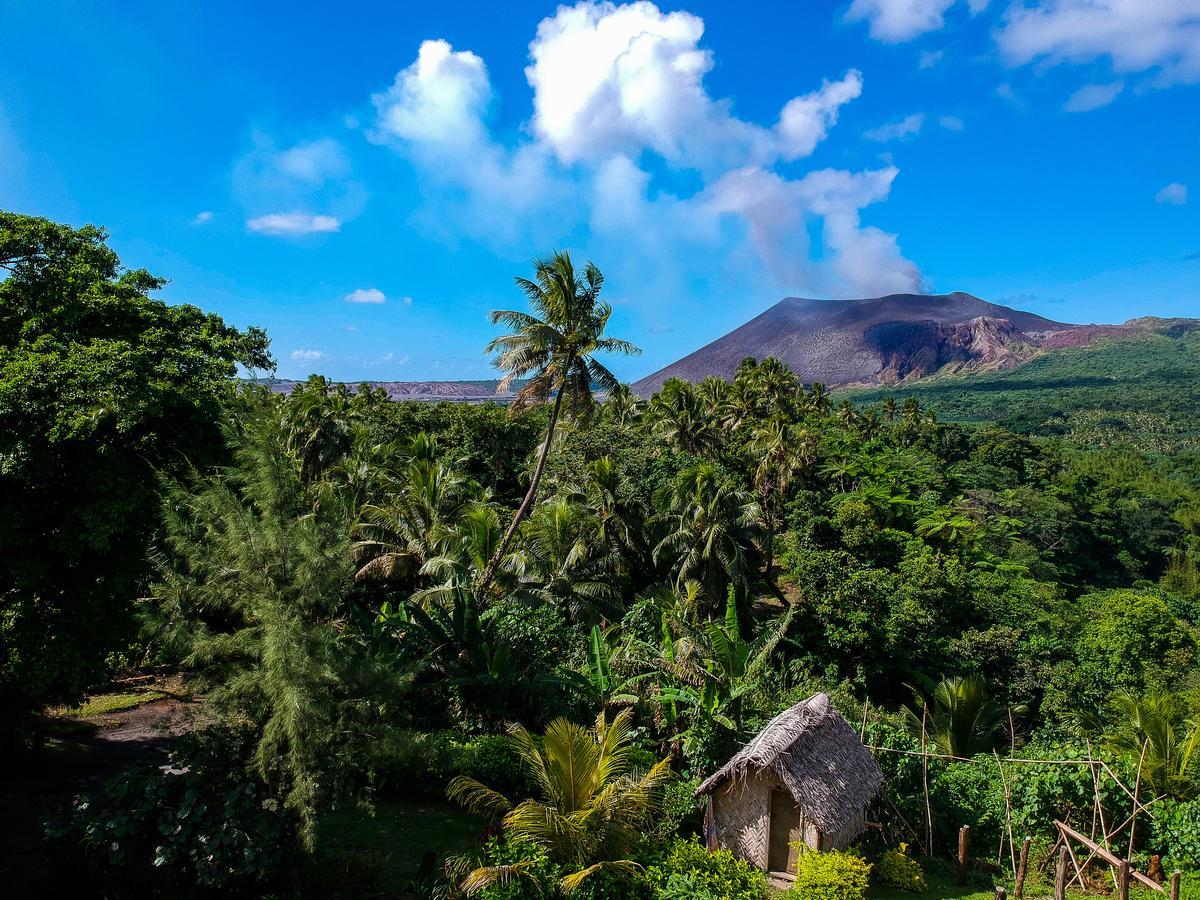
[787,848,871,900]
[44,727,297,891]
[642,837,767,900]
[1152,799,1200,869]
[371,729,534,800]
[873,844,927,892]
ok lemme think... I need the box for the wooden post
[1015,836,1031,899]
[1055,846,1068,900]
[995,888,1007,900]
[958,825,971,885]
[1170,870,1181,900]
[1118,859,1131,900]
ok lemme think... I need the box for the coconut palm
[904,675,1014,758]
[603,382,642,426]
[478,252,640,593]
[653,462,761,608]
[749,419,817,570]
[1105,692,1200,800]
[646,378,721,456]
[447,709,672,895]
[513,497,621,622]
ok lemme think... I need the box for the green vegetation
[850,328,1200,450]
[51,689,165,718]
[5,213,1200,896]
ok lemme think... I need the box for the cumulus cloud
[367,1,921,299]
[290,349,327,361]
[998,0,1200,83]
[1157,182,1189,205]
[845,0,987,42]
[344,287,386,303]
[1064,82,1124,112]
[864,113,925,142]
[192,210,214,225]
[247,212,341,235]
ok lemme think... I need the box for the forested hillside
[850,326,1200,451]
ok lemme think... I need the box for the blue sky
[1,0,1197,381]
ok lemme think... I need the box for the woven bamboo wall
[712,774,772,868]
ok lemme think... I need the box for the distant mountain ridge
[259,378,513,402]
[630,291,1132,396]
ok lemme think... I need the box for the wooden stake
[1055,846,1068,900]
[921,704,933,856]
[995,888,1007,900]
[1170,870,1181,900]
[958,825,971,885]
[1118,859,1131,900]
[1129,738,1148,860]
[1015,836,1031,899]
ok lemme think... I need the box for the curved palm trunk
[477,374,568,594]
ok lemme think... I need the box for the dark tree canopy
[0,211,272,728]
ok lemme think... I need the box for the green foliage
[148,407,400,842]
[447,709,672,895]
[1152,800,1200,869]
[44,727,296,891]
[849,329,1200,441]
[641,838,767,900]
[787,848,871,900]
[873,844,927,892]
[0,211,270,739]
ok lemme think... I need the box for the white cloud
[998,0,1200,83]
[345,287,386,304]
[939,114,965,130]
[845,0,958,42]
[996,82,1023,106]
[1157,182,1189,205]
[1063,81,1124,112]
[864,113,925,142]
[234,133,363,236]
[371,39,492,153]
[246,212,341,236]
[366,2,920,300]
[918,49,945,69]
[192,210,213,225]
[275,138,351,185]
[290,349,327,361]
[776,71,864,160]
[401,295,414,306]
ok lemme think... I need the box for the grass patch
[50,690,165,718]
[318,798,484,894]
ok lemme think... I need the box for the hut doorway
[767,789,804,873]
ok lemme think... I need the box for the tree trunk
[477,373,569,594]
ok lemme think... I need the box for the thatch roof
[695,693,883,833]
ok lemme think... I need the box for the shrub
[874,843,927,892]
[371,729,534,800]
[787,848,871,900]
[642,837,767,900]
[44,727,297,891]
[1152,799,1200,869]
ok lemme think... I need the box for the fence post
[1015,836,1031,899]
[1054,846,1068,900]
[1171,870,1181,900]
[958,825,971,885]
[1118,859,1131,900]
[995,888,1007,900]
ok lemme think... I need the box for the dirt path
[0,693,198,890]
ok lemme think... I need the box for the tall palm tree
[478,252,640,593]
[749,419,816,570]
[646,378,721,456]
[447,709,672,894]
[653,462,760,608]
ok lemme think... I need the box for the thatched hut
[695,693,883,876]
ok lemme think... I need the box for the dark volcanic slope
[631,292,1072,396]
